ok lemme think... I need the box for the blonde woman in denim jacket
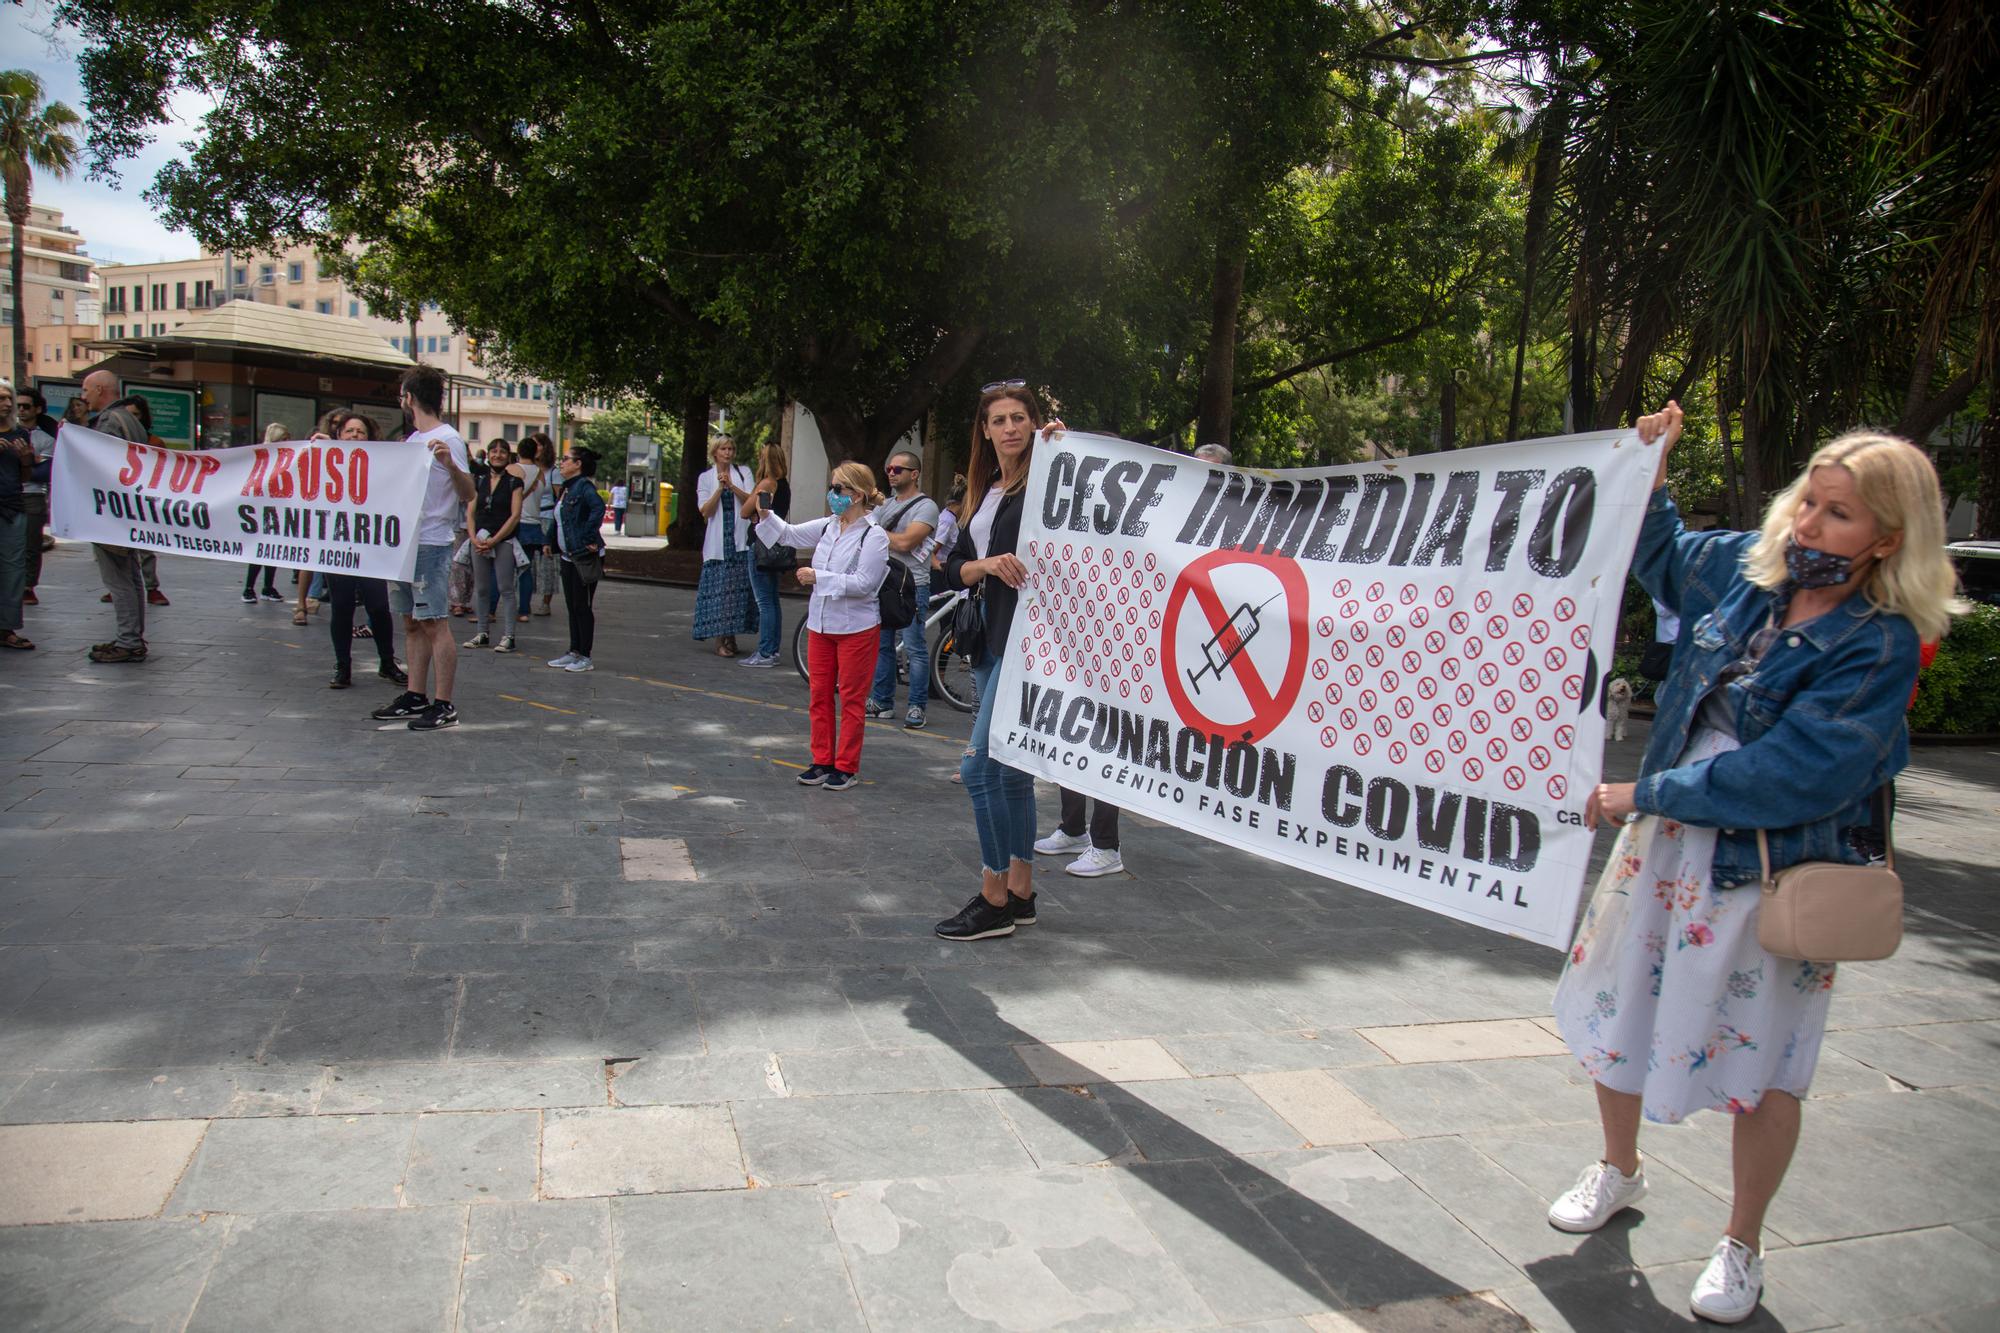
[1545,402,1964,1322]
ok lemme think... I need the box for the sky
[4,1,209,264]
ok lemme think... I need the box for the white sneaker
[737,651,771,666]
[1689,1236,1763,1324]
[1064,846,1125,878]
[1546,1158,1647,1233]
[1034,828,1089,855]
[565,656,594,672]
[546,652,578,668]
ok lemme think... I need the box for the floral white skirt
[1552,727,1838,1123]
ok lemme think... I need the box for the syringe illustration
[1186,593,1285,695]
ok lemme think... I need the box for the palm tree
[1,70,82,393]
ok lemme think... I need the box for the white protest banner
[990,429,1659,949]
[51,425,432,583]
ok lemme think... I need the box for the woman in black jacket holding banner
[934,382,1054,942]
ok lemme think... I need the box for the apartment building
[0,203,101,381]
[94,241,602,441]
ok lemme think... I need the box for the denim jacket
[1630,487,1917,888]
[555,479,605,558]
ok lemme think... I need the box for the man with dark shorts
[371,366,474,731]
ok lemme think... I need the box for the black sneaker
[795,764,832,786]
[370,691,429,720]
[260,587,285,601]
[329,666,352,690]
[935,894,1016,941]
[822,769,857,792]
[378,661,409,686]
[409,700,459,731]
[240,588,258,604]
[863,700,895,720]
[1010,892,1037,926]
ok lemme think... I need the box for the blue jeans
[961,654,1036,875]
[749,560,783,659]
[868,574,928,710]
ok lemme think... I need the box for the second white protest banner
[51,424,433,582]
[990,428,1660,949]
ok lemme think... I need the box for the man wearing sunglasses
[863,449,938,728]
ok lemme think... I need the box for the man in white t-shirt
[610,482,629,533]
[371,366,474,731]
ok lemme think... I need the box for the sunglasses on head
[981,379,1027,393]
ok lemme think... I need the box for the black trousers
[20,493,47,590]
[242,564,279,593]
[327,574,395,671]
[1059,787,1121,851]
[560,559,596,656]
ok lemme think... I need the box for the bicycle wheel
[792,616,810,683]
[930,627,977,713]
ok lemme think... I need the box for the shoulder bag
[1755,791,1902,962]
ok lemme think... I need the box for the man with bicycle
[864,449,939,729]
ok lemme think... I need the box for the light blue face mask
[827,490,853,515]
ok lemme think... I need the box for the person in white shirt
[370,366,475,732]
[692,436,758,657]
[610,481,630,533]
[752,460,890,792]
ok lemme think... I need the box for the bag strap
[1757,786,1895,885]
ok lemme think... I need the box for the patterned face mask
[1784,540,1855,589]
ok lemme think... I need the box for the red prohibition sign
[1350,622,1370,643]
[1548,775,1569,800]
[1308,701,1324,724]
[1359,688,1378,711]
[1410,606,1430,628]
[1494,689,1517,714]
[1386,626,1407,649]
[1324,682,1343,705]
[1066,665,1077,681]
[1331,640,1349,662]
[1528,620,1550,644]
[1478,662,1500,687]
[1135,625,1147,643]
[1366,581,1386,602]
[1447,729,1468,753]
[1332,578,1352,598]
[1554,724,1574,749]
[1410,721,1431,744]
[1365,645,1385,668]
[1425,750,1446,773]
[1440,658,1461,681]
[1389,741,1408,764]
[1529,745,1552,770]
[1317,615,1334,637]
[1544,646,1568,671]
[1353,734,1373,756]
[1084,671,1094,688]
[1145,553,1158,572]
[1094,618,1105,635]
[1373,604,1395,624]
[1381,669,1401,693]
[1121,643,1133,662]
[1063,543,1074,560]
[1312,659,1330,680]
[1474,590,1493,612]
[1463,757,1485,782]
[1401,584,1420,604]
[1425,631,1447,654]
[1082,545,1094,564]
[1503,642,1526,666]
[1117,587,1130,605]
[1553,596,1575,621]
[1504,766,1526,791]
[1434,703,1455,727]
[1141,685,1154,704]
[1039,641,1053,657]
[1373,716,1393,738]
[1511,717,1534,742]
[1435,586,1455,607]
[1520,668,1542,692]
[1417,677,1438,699]
[1512,593,1534,617]
[1143,647,1158,666]
[1345,664,1365,686]
[1119,680,1131,698]
[1340,600,1360,619]
[1340,707,1358,729]
[1486,615,1510,639]
[1402,651,1422,674]
[1455,682,1476,706]
[1486,737,1508,762]
[1536,696,1560,722]
[1122,549,1135,568]
[1153,573,1167,592]
[1149,610,1162,629]
[1469,709,1491,734]
[1321,726,1338,748]
[1562,674,1584,700]
[1395,696,1415,719]
[1463,637,1484,660]
[1449,611,1470,634]
[1571,625,1592,650]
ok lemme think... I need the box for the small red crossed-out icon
[1463,637,1484,660]
[1554,724,1574,748]
[1504,765,1526,791]
[1478,663,1500,687]
[1537,696,1560,721]
[1463,757,1485,781]
[1563,674,1584,699]
[1494,689,1517,714]
[1353,734,1373,756]
[1520,668,1542,692]
[1373,716,1393,738]
[1346,664,1365,686]
[1447,729,1468,753]
[1324,682,1343,705]
[1486,737,1508,762]
[1529,745,1552,770]
[1331,639,1349,661]
[1340,599,1360,619]
[1395,696,1415,719]
[1402,651,1421,674]
[1486,615,1510,640]
[1474,590,1493,612]
[1417,676,1438,699]
[1440,658,1461,681]
[1366,581,1386,602]
[1435,586,1455,607]
[1511,717,1533,742]
[1571,625,1592,650]
[1512,593,1534,617]
[1332,578,1352,598]
[1425,630,1447,654]
[1449,610,1470,634]
[1340,708,1358,729]
[1410,722,1431,745]
[1389,741,1408,764]
[1469,709,1491,733]
[1545,646,1568,671]
[1351,621,1370,643]
[1312,659,1330,680]
[1501,642,1523,665]
[1308,701,1325,724]
[1454,682,1475,706]
[1425,749,1446,773]
[1434,703,1455,727]
[1410,606,1430,628]
[1141,685,1153,703]
[1401,584,1419,604]
[1366,645,1385,668]
[1528,620,1550,644]
[1548,774,1569,800]
[1317,615,1334,637]
[1359,688,1378,711]
[1321,726,1338,748]
[1553,596,1575,621]
[1386,626,1407,648]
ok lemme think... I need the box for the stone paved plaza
[2,545,1997,1332]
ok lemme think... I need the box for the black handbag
[753,534,797,572]
[948,584,986,663]
[572,550,603,586]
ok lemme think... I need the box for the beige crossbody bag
[1755,794,1903,962]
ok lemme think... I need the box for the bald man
[81,370,153,662]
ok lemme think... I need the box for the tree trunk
[670,391,709,550]
[1438,373,1458,451]
[1979,367,2000,540]
[806,401,869,469]
[8,211,28,393]
[1507,93,1567,441]
[1195,234,1247,450]
[1716,363,1744,529]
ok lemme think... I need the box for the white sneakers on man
[1033,829,1088,855]
[1064,846,1125,878]
[1689,1236,1764,1324]
[1546,1158,1647,1232]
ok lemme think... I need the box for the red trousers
[807,626,878,773]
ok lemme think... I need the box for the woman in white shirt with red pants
[752,460,889,793]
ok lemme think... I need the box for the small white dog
[1605,677,1634,742]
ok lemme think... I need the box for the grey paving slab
[1759,1226,2000,1326]
[778,1044,1032,1096]
[826,1168,1214,1331]
[734,1089,1036,1185]
[1098,1076,1310,1160]
[991,1084,1143,1168]
[0,1064,323,1123]
[0,974,298,1069]
[689,967,875,1052]
[452,972,703,1061]
[612,1188,866,1330]
[0,1217,229,1333]
[1331,1060,1557,1139]
[459,1198,617,1333]
[539,1104,746,1198]
[184,1206,465,1333]
[606,1051,785,1105]
[320,1058,605,1115]
[1495,1248,1838,1333]
[1161,1028,1391,1078]
[403,1110,541,1205]
[263,974,458,1063]
[167,1113,417,1214]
